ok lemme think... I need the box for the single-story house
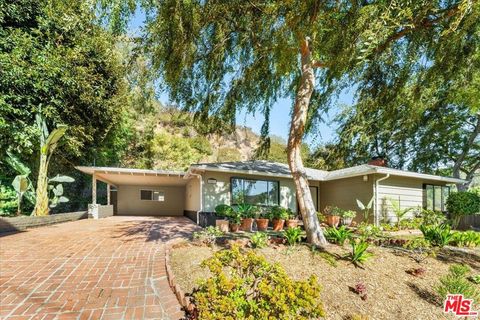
[76,160,465,226]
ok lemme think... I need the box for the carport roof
[76,166,185,176]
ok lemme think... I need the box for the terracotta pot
[215,219,229,233]
[326,215,340,227]
[229,223,240,232]
[285,219,299,229]
[240,218,254,232]
[256,218,269,231]
[272,219,285,231]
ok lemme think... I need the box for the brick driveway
[0,216,200,320]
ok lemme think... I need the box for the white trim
[139,189,165,202]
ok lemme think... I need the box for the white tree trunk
[287,37,327,247]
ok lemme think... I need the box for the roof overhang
[75,166,187,187]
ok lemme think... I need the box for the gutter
[374,174,390,226]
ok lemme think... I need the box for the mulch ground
[170,241,480,320]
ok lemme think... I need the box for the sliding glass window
[231,178,279,206]
[424,184,450,211]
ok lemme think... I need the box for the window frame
[230,177,280,207]
[139,189,165,202]
[423,184,450,212]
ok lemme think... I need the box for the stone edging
[165,244,196,314]
[0,211,88,233]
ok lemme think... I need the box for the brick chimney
[368,156,387,167]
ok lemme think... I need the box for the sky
[128,10,356,147]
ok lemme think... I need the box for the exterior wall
[185,177,201,211]
[117,185,185,216]
[320,175,374,223]
[376,175,447,223]
[201,171,298,213]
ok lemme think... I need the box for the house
[76,160,465,226]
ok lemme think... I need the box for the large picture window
[231,177,279,206]
[424,184,450,211]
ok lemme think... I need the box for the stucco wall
[376,175,447,223]
[185,177,201,211]
[320,175,374,222]
[117,185,185,216]
[201,171,297,212]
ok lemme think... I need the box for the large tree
[101,0,476,246]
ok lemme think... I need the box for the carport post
[107,184,110,205]
[92,173,97,205]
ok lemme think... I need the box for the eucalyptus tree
[101,0,476,246]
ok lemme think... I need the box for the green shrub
[446,191,480,228]
[250,232,269,248]
[451,231,480,248]
[403,238,436,263]
[357,223,383,238]
[348,239,373,266]
[270,206,290,220]
[324,226,352,246]
[283,226,304,246]
[234,203,258,218]
[420,224,452,247]
[420,209,446,226]
[215,204,233,218]
[0,185,17,216]
[436,264,479,303]
[191,245,325,319]
[193,226,224,246]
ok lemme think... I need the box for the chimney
[368,156,387,167]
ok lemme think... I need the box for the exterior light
[363,175,368,182]
[207,178,217,184]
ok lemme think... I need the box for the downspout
[374,174,390,226]
[189,172,203,225]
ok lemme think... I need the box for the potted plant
[227,210,242,232]
[271,206,289,231]
[341,210,357,227]
[324,206,341,227]
[255,210,269,231]
[285,209,299,229]
[214,204,232,232]
[235,203,257,232]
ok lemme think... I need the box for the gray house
[76,160,464,226]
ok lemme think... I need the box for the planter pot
[229,223,241,232]
[272,219,285,231]
[341,217,353,227]
[215,219,229,233]
[240,218,254,232]
[326,215,340,227]
[285,219,299,229]
[256,218,269,231]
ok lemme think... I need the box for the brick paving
[0,216,200,319]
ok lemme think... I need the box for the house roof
[187,160,466,184]
[188,160,328,180]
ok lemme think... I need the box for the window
[140,189,165,201]
[424,184,450,211]
[231,177,279,206]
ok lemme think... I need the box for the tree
[100,0,476,246]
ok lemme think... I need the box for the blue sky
[128,10,355,147]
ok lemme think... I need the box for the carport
[76,166,189,217]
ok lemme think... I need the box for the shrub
[420,224,452,247]
[234,203,258,218]
[348,239,373,266]
[451,231,480,248]
[324,226,352,246]
[446,191,480,228]
[250,232,269,249]
[436,264,479,303]
[190,245,325,319]
[341,210,357,219]
[357,223,383,238]
[215,204,233,218]
[270,206,290,220]
[420,209,446,226]
[193,226,224,246]
[283,226,304,246]
[403,238,436,263]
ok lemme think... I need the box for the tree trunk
[32,154,49,216]
[287,37,327,247]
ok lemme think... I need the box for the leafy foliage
[270,206,291,220]
[420,210,447,226]
[388,199,413,227]
[451,231,480,248]
[324,226,353,246]
[446,191,480,227]
[283,227,304,246]
[356,197,374,223]
[420,224,453,247]
[193,226,224,246]
[436,264,480,303]
[250,232,269,249]
[0,184,17,216]
[403,238,436,263]
[234,203,258,219]
[215,204,234,218]
[190,245,325,320]
[348,240,373,267]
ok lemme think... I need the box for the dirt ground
[170,242,480,320]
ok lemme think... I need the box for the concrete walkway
[0,216,200,320]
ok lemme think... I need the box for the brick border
[165,244,196,314]
[0,211,87,233]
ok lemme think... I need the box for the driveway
[0,216,200,319]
